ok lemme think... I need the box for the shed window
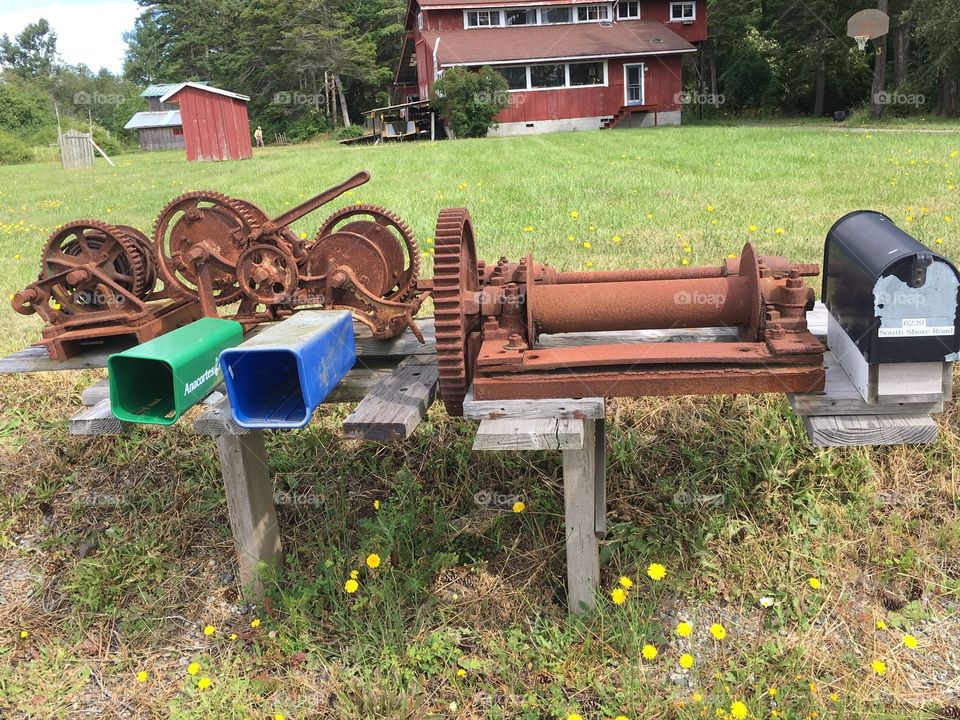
[499,66,528,90]
[669,2,695,21]
[466,9,501,27]
[569,61,605,86]
[617,2,639,19]
[577,5,609,21]
[540,7,572,24]
[530,64,566,88]
[505,8,536,25]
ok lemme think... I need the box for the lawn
[1,123,959,719]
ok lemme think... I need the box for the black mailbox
[823,210,960,364]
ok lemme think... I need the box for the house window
[466,9,501,27]
[669,2,695,21]
[617,1,639,19]
[499,66,528,90]
[530,64,566,88]
[540,7,572,24]
[505,8,536,25]
[569,61,605,86]
[577,5,609,22]
[417,12,423,29]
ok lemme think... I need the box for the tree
[430,66,510,138]
[0,19,58,82]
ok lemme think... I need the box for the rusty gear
[237,244,299,306]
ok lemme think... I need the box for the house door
[624,64,645,106]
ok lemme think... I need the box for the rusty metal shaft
[545,266,726,284]
[529,276,753,333]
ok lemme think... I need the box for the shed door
[624,64,645,106]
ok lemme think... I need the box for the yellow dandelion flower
[641,644,658,660]
[710,623,727,640]
[229,633,238,640]
[768,687,777,697]
[906,215,914,223]
[250,618,261,628]
[749,225,758,232]
[275,714,286,720]
[570,211,579,219]
[903,634,917,649]
[876,619,887,629]
[619,576,633,589]
[374,499,380,510]
[366,553,381,569]
[611,587,628,605]
[583,241,592,248]
[936,237,944,245]
[585,260,594,267]
[299,232,307,239]
[646,213,653,220]
[711,219,718,225]
[14,253,20,259]
[676,621,692,637]
[830,693,839,702]
[8,294,14,301]
[52,302,61,310]
[771,712,779,718]
[808,577,821,590]
[426,237,434,244]
[647,563,666,581]
[567,235,575,242]
[681,258,690,266]
[523,225,535,232]
[679,653,694,669]
[707,205,715,212]
[946,215,953,223]
[568,715,584,720]
[350,570,359,580]
[187,662,200,676]
[871,659,887,676]
[344,578,359,593]
[921,207,929,214]
[692,692,703,703]
[809,682,818,694]
[952,150,959,158]
[136,671,148,683]
[19,630,28,639]
[613,235,622,243]
[615,716,628,720]
[730,701,748,719]
[197,676,211,690]
[775,228,785,234]
[589,224,596,232]
[457,668,467,677]
[203,625,215,636]
[512,501,525,513]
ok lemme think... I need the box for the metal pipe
[547,266,726,284]
[529,276,753,333]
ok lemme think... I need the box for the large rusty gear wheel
[316,204,419,301]
[41,219,151,310]
[237,244,299,306]
[153,190,264,305]
[433,208,482,416]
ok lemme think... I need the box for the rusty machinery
[431,208,825,415]
[13,172,426,359]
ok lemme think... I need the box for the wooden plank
[472,418,584,451]
[0,345,114,374]
[802,414,939,447]
[215,430,282,595]
[462,387,604,420]
[80,377,111,406]
[342,355,439,441]
[563,418,600,614]
[69,399,126,436]
[789,352,944,417]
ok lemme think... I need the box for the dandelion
[768,687,777,697]
[457,183,467,190]
[229,633,238,641]
[808,577,821,590]
[567,235,576,242]
[457,668,467,677]
[681,258,690,266]
[922,207,929,214]
[936,238,944,245]
[344,578,359,593]
[830,693,839,702]
[611,587,628,605]
[570,211,579,219]
[759,596,774,608]
[952,150,958,158]
[197,677,211,690]
[679,653,694,669]
[136,671,148,683]
[906,215,914,223]
[619,576,633,590]
[871,659,887,676]
[730,701,748,719]
[589,225,596,232]
[641,644,658,660]
[711,219,718,225]
[374,499,380,510]
[275,715,286,720]
[613,235,622,244]
[523,225,535,232]
[902,634,918,649]
[366,553,381,569]
[646,213,653,220]
[425,237,434,245]
[203,625,215,636]
[707,205,715,212]
[775,228,785,234]
[19,630,28,639]
[693,692,703,703]
[710,623,727,640]
[299,232,307,239]
[876,619,887,629]
[946,215,953,223]
[647,563,666,581]
[14,253,20,259]
[583,241,592,249]
[809,682,818,694]
[568,715,584,720]
[250,618,261,628]
[512,501,525,513]
[615,716,628,720]
[8,294,13,301]
[676,622,693,637]
[187,662,200,676]
[749,225,758,232]
[350,570,359,580]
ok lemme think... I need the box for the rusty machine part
[152,172,425,340]
[12,220,201,361]
[432,208,825,416]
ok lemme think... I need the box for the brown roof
[422,21,696,66]
[421,0,580,6]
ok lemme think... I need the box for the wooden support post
[563,418,600,614]
[594,417,606,539]
[215,430,282,597]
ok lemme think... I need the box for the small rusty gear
[116,225,158,299]
[237,244,299,306]
[40,219,150,311]
[153,190,264,305]
[316,204,419,301]
[432,208,482,416]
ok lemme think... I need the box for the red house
[159,83,253,162]
[396,0,706,135]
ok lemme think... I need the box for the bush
[334,124,365,140]
[0,130,32,165]
[430,66,510,138]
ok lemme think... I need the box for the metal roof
[159,82,250,103]
[123,110,182,130]
[141,83,189,98]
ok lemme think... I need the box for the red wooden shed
[159,83,253,162]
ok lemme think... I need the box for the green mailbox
[108,317,243,425]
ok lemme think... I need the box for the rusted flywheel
[432,208,482,416]
[152,190,266,306]
[236,244,299,305]
[22,219,153,314]
[315,204,420,301]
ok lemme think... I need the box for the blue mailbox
[219,311,356,428]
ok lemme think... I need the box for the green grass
[0,123,959,719]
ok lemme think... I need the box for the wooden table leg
[215,430,282,597]
[562,418,600,614]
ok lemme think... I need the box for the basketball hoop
[848,10,889,53]
[854,35,869,51]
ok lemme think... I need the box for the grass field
[1,123,960,719]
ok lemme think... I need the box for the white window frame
[499,60,609,92]
[576,5,609,22]
[669,1,696,22]
[623,62,645,105]
[464,4,614,29]
[464,9,503,28]
[417,11,424,30]
[616,1,640,19]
